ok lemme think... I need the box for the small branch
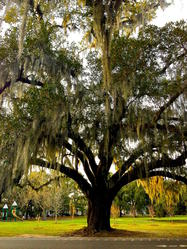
[153,80,187,123]
[18,176,63,191]
[29,0,43,20]
[159,52,187,75]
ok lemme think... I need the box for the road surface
[0,237,186,249]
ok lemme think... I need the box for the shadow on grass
[151,219,187,223]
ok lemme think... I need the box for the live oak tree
[0,0,186,233]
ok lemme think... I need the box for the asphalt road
[0,237,187,249]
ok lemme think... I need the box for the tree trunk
[55,211,58,223]
[87,193,112,233]
[42,209,47,220]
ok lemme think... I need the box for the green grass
[111,216,187,238]
[0,217,87,237]
[0,216,186,237]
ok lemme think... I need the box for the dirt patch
[62,227,151,237]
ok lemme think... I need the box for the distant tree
[69,187,87,216]
[139,177,185,216]
[115,181,149,216]
[111,203,120,225]
[175,184,187,215]
[49,182,64,222]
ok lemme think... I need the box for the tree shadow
[63,227,151,237]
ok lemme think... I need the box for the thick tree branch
[149,152,187,171]
[149,170,187,184]
[31,158,92,197]
[0,81,11,95]
[67,127,98,176]
[98,94,126,174]
[19,76,43,87]
[110,151,187,197]
[0,77,43,95]
[130,151,187,181]
[98,130,114,176]
[113,0,123,13]
[57,138,96,186]
[109,147,144,185]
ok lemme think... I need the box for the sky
[152,0,187,26]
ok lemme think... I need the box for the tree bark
[87,192,112,233]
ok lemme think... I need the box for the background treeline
[1,172,186,220]
[0,171,87,220]
[113,178,187,218]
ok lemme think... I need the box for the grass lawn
[0,216,186,237]
[112,216,187,238]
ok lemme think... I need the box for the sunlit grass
[0,216,186,237]
[0,217,86,236]
[111,216,187,238]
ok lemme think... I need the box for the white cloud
[152,0,187,26]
